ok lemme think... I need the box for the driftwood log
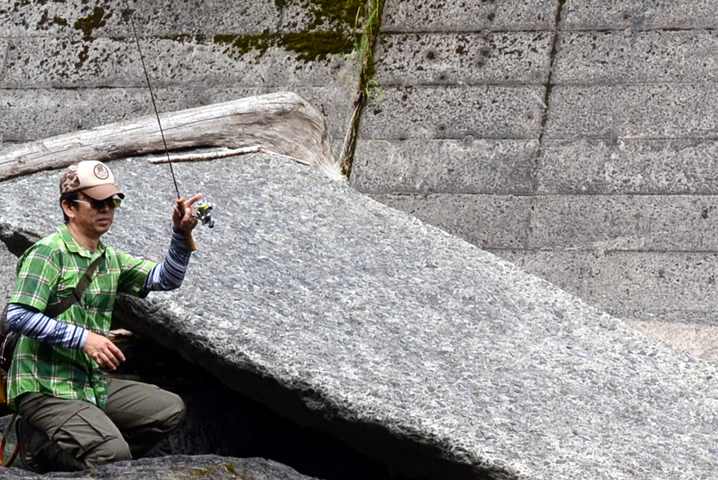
[147,146,311,167]
[0,91,342,182]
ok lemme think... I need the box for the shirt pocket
[80,270,117,313]
[53,266,81,306]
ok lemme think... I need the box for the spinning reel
[194,198,215,228]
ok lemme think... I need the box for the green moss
[213,34,235,45]
[214,32,274,59]
[190,463,239,478]
[273,0,365,26]
[280,30,353,61]
[224,0,368,61]
[214,29,354,63]
[303,0,366,29]
[73,6,110,41]
[191,467,208,476]
[220,462,237,475]
[339,0,384,178]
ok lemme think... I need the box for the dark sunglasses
[73,196,122,209]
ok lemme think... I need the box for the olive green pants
[16,378,186,472]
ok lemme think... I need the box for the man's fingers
[184,193,204,208]
[86,334,125,370]
[103,344,124,369]
[92,351,111,370]
[107,342,126,362]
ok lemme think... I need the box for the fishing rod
[125,2,214,250]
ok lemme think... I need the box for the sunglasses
[73,196,122,210]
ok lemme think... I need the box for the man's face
[65,191,117,238]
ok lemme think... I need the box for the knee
[82,436,132,468]
[161,392,186,432]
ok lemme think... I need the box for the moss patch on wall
[74,6,111,41]
[281,30,354,61]
[215,0,366,62]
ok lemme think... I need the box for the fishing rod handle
[177,197,197,251]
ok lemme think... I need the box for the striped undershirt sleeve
[5,303,88,349]
[142,229,192,293]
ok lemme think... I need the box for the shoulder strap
[44,255,102,319]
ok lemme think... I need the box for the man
[4,160,202,472]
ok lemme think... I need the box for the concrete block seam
[525,0,567,253]
[339,0,386,179]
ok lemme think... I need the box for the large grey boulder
[1,155,717,480]
[0,455,318,480]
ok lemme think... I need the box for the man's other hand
[83,331,126,370]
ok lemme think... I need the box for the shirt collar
[57,223,105,259]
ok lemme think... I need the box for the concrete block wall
[0,0,359,155]
[352,0,718,336]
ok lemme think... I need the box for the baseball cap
[60,161,125,200]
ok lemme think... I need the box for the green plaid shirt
[7,223,154,410]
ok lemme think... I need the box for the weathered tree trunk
[0,91,342,182]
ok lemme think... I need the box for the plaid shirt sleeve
[114,249,155,297]
[9,244,61,312]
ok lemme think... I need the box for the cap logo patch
[60,164,81,194]
[93,163,110,180]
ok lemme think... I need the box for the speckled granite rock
[0,243,17,302]
[0,455,318,480]
[0,155,717,480]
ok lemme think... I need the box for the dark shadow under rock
[124,336,415,480]
[0,332,412,480]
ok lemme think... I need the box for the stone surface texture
[352,0,718,358]
[0,455,317,480]
[2,0,716,364]
[0,157,716,480]
[2,0,718,478]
